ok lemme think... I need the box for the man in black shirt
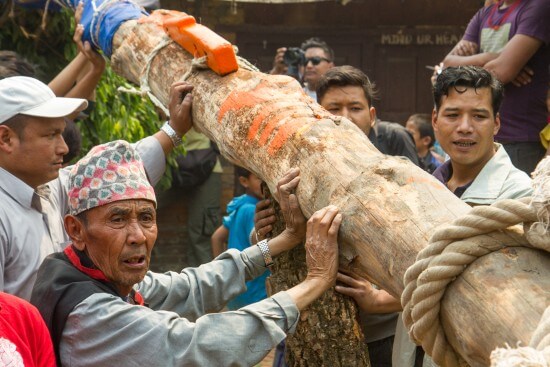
[316,65,419,366]
[317,65,419,167]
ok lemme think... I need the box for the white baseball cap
[0,76,88,124]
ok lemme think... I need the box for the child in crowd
[211,166,269,310]
[405,114,444,173]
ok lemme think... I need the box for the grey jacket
[60,246,299,366]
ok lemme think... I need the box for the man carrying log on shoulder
[336,65,534,367]
[430,65,532,204]
[30,136,343,365]
[255,65,534,367]
[317,65,420,168]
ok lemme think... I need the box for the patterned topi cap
[68,140,156,216]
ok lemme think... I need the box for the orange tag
[141,10,238,76]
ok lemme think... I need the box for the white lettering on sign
[381,33,461,46]
[435,33,461,45]
[416,34,434,45]
[381,34,413,45]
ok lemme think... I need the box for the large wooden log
[110,19,549,366]
[265,189,370,366]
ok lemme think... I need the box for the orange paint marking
[248,106,276,142]
[256,104,302,145]
[218,80,275,126]
[218,78,320,154]
[258,114,284,146]
[259,108,318,146]
[268,118,313,155]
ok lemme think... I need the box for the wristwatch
[257,239,274,267]
[161,121,183,147]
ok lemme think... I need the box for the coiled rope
[401,157,550,367]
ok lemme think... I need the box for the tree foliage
[1,5,176,189]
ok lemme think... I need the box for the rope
[118,35,208,117]
[118,41,257,117]
[490,307,550,367]
[117,35,173,116]
[401,157,550,367]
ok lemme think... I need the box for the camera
[283,47,305,81]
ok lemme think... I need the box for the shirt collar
[432,161,473,198]
[432,143,508,200]
[64,244,146,306]
[0,167,35,209]
[460,143,512,201]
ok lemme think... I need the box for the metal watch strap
[161,121,183,147]
[257,239,273,267]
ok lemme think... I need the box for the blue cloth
[79,0,147,57]
[223,194,269,310]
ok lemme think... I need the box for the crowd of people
[0,0,548,366]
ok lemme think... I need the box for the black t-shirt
[368,121,420,166]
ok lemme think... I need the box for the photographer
[269,37,335,100]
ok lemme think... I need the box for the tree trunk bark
[109,19,549,366]
[264,188,370,367]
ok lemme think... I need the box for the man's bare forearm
[443,52,498,68]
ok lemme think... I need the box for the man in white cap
[0,76,193,300]
[30,141,342,366]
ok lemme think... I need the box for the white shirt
[0,136,165,300]
[461,143,533,205]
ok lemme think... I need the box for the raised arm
[270,47,288,75]
[48,3,106,113]
[153,81,194,156]
[262,167,307,256]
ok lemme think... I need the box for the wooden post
[264,188,370,366]
[110,19,549,366]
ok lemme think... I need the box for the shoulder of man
[499,165,533,200]
[377,121,420,166]
[516,0,550,44]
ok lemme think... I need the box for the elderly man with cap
[30,139,342,366]
[0,76,193,300]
